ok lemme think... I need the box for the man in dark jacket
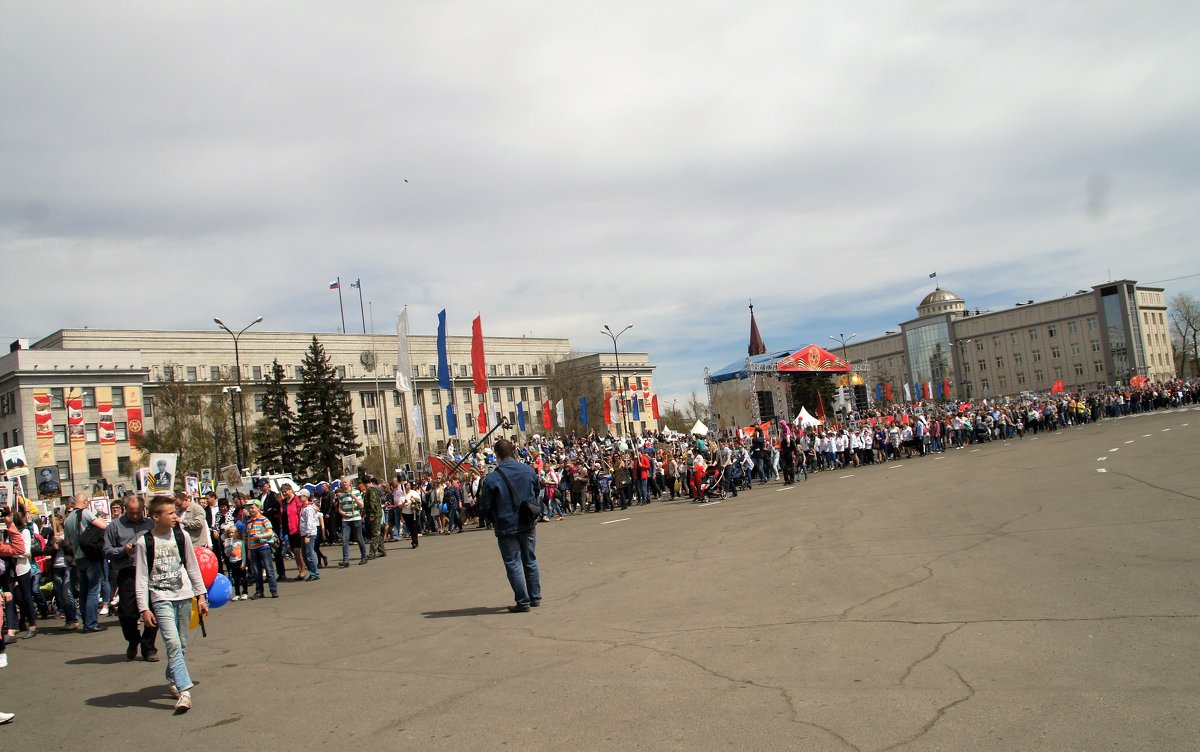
[479,439,542,612]
[103,496,156,660]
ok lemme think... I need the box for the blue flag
[632,396,640,421]
[436,309,451,390]
[875,383,883,402]
[516,402,526,431]
[446,404,457,436]
[579,396,588,426]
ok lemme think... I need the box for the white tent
[690,420,709,436]
[795,407,823,427]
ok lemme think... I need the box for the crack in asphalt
[1109,471,1200,502]
[878,665,976,751]
[898,623,967,685]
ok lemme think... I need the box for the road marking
[776,486,793,492]
[697,501,722,507]
[935,456,944,460]
[970,448,981,453]
[1097,457,1107,461]
[889,464,904,469]
[839,474,855,479]
[1183,423,1190,427]
[1124,440,1135,444]
[1143,434,1152,438]
[1097,468,1108,473]
[601,517,631,525]
[1109,448,1119,452]
[1031,437,1039,440]
[1162,428,1172,432]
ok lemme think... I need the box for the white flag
[395,308,413,393]
[411,403,424,439]
[555,399,565,427]
[903,383,912,402]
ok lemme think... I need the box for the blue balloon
[208,573,232,609]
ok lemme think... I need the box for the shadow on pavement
[422,607,509,618]
[86,685,175,711]
[65,653,131,665]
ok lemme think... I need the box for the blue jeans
[76,557,103,630]
[152,599,193,692]
[341,520,367,562]
[496,530,540,607]
[249,546,277,595]
[302,536,320,579]
[636,478,650,502]
[53,566,78,623]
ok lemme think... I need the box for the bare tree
[1169,293,1199,377]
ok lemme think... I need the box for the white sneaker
[0,711,14,724]
[0,653,7,668]
[174,692,191,713]
[100,605,110,616]
[169,684,180,699]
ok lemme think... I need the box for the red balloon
[196,546,219,589]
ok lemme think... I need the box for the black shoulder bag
[495,467,542,526]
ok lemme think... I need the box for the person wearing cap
[245,501,278,599]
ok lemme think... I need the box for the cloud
[1,1,1197,405]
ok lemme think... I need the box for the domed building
[916,288,966,318]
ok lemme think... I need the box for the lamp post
[828,332,857,413]
[602,324,634,438]
[214,316,263,470]
[955,339,972,400]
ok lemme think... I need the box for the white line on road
[776,486,793,492]
[1097,468,1108,473]
[970,448,981,453]
[1109,448,1119,452]
[1143,434,1152,438]
[697,501,722,507]
[1097,457,1107,461]
[1162,428,1172,432]
[935,456,944,460]
[1183,423,1190,427]
[839,474,855,479]
[1125,440,1135,444]
[601,517,632,525]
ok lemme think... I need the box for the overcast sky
[2,1,1197,406]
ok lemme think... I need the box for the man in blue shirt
[479,439,542,612]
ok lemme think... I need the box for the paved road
[4,408,1198,751]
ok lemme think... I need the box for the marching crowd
[1,379,1196,722]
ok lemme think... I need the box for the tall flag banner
[67,387,87,481]
[471,316,488,395]
[411,404,425,439]
[542,401,552,430]
[1051,379,1065,393]
[579,396,588,426]
[436,309,451,390]
[32,389,54,467]
[816,395,827,424]
[650,395,660,420]
[395,308,413,392]
[874,384,883,403]
[477,401,488,432]
[555,399,565,428]
[632,397,640,421]
[884,383,893,402]
[124,386,145,464]
[96,386,117,476]
[942,380,951,400]
[903,383,912,402]
[603,392,612,425]
[428,456,450,482]
[446,404,457,436]
[923,382,932,400]
[516,402,526,432]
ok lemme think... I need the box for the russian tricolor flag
[328,280,340,289]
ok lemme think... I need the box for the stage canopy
[708,345,851,383]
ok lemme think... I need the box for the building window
[393,390,403,407]
[531,365,539,376]
[976,340,985,351]
[609,376,617,389]
[433,414,442,430]
[118,456,131,476]
[431,390,440,405]
[981,378,990,392]
[116,422,128,441]
[338,366,347,379]
[412,366,420,378]
[144,397,153,417]
[1010,332,1019,346]
[88,458,102,478]
[459,365,468,377]
[210,366,220,381]
[360,392,377,408]
[163,365,175,381]
[1087,316,1097,331]
[520,387,528,401]
[1054,366,1064,380]
[504,365,512,376]
[977,360,987,372]
[1094,361,1104,373]
[1091,340,1101,353]
[1029,328,1040,341]
[518,365,525,376]
[395,417,406,433]
[82,387,96,408]
[508,411,516,426]
[85,422,98,443]
[1068,320,1079,334]
[492,387,501,403]
[1074,363,1085,376]
[252,365,262,380]
[1014,352,1025,365]
[489,365,497,376]
[1032,350,1043,362]
[1034,369,1044,383]
[1017,372,1027,385]
[963,361,971,374]
[998,374,1008,389]
[111,389,124,408]
[533,387,542,401]
[992,336,1001,348]
[362,419,379,435]
[253,394,265,412]
[1071,343,1081,356]
[995,357,1004,369]
[54,424,66,444]
[50,388,64,409]
[465,412,474,427]
[186,366,198,381]
[1047,325,1057,338]
[506,387,515,402]
[1050,346,1061,359]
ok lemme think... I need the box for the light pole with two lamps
[602,324,634,439]
[214,316,263,470]
[828,332,857,414]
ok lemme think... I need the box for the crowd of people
[0,379,1195,722]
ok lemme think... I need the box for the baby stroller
[695,466,728,502]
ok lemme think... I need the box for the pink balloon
[196,546,219,589]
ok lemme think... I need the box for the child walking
[223,525,249,600]
[135,495,208,714]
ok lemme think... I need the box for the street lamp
[602,324,634,438]
[956,339,972,400]
[828,332,857,412]
[214,316,263,469]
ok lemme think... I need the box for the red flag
[1051,379,1065,393]
[651,395,660,419]
[748,303,766,356]
[868,417,876,426]
[603,391,612,425]
[959,402,971,413]
[428,456,450,482]
[885,416,895,425]
[942,380,951,399]
[542,400,552,430]
[477,401,488,432]
[884,383,892,402]
[901,414,910,425]
[816,395,827,423]
[471,316,488,395]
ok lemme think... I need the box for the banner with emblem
[96,386,118,476]
[124,386,145,464]
[67,387,87,482]
[32,389,54,467]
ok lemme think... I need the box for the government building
[0,327,658,498]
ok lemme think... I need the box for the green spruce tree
[251,359,300,474]
[295,337,360,480]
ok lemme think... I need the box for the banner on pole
[395,308,413,393]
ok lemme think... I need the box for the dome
[920,288,962,307]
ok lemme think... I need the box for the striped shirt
[338,492,361,522]
[246,517,274,550]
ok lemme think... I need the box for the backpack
[142,526,193,578]
[73,510,106,561]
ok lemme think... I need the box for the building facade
[552,352,659,436]
[0,327,658,495]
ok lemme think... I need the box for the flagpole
[369,300,388,481]
[356,279,367,334]
[399,305,417,473]
[336,276,346,334]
